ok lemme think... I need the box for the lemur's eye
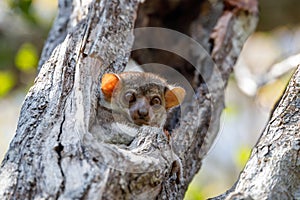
[124,92,136,104]
[151,96,161,106]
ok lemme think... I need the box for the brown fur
[101,72,185,128]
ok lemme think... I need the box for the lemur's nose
[138,108,148,117]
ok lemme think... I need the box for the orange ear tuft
[165,87,186,110]
[101,73,120,101]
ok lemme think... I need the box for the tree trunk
[211,65,300,200]
[6,0,296,199]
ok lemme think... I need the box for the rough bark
[211,65,300,200]
[0,0,260,199]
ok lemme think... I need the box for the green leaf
[15,42,38,72]
[0,71,15,97]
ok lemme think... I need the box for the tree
[211,65,300,199]
[0,0,298,199]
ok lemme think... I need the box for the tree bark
[211,65,300,200]
[0,0,282,199]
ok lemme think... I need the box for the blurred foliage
[257,70,295,110]
[0,39,14,70]
[9,0,37,24]
[15,42,38,72]
[185,183,204,200]
[235,146,251,169]
[0,0,56,98]
[258,0,300,31]
[0,71,15,97]
[223,103,239,118]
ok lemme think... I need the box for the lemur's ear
[165,87,186,110]
[101,73,120,101]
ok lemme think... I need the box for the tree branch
[211,65,300,200]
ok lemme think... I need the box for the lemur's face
[101,72,185,128]
[116,83,166,127]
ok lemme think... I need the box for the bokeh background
[0,0,298,199]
